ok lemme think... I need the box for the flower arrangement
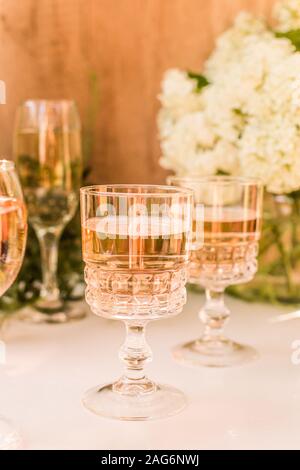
[158,0,300,195]
[158,0,300,304]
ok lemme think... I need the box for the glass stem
[37,229,62,304]
[199,289,230,341]
[114,322,156,395]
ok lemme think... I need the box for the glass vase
[230,192,300,305]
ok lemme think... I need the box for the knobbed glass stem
[173,286,259,367]
[114,322,156,395]
[36,228,63,311]
[199,289,230,342]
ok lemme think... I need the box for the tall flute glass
[80,184,193,420]
[0,160,27,449]
[14,100,83,323]
[168,176,263,368]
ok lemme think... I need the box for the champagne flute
[80,184,193,420]
[0,160,27,449]
[14,100,83,323]
[168,176,264,367]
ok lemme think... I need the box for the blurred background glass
[14,100,84,323]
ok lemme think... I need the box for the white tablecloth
[0,291,299,450]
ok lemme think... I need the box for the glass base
[173,338,258,368]
[0,416,22,450]
[20,302,86,324]
[82,382,187,421]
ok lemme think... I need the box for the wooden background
[0,0,275,184]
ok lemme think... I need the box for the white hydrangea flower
[274,0,300,32]
[159,111,240,176]
[159,112,216,175]
[158,69,204,155]
[233,11,267,35]
[159,69,203,118]
[261,53,300,117]
[209,140,240,175]
[240,116,300,194]
[204,12,268,83]
[201,82,242,141]
[205,18,294,89]
[240,52,300,193]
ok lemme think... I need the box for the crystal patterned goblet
[168,176,264,368]
[80,184,193,420]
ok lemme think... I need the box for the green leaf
[276,29,300,51]
[187,71,209,92]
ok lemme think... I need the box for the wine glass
[80,184,193,420]
[168,176,263,367]
[14,100,83,323]
[0,160,27,449]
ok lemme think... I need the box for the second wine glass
[14,100,83,323]
[168,176,264,368]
